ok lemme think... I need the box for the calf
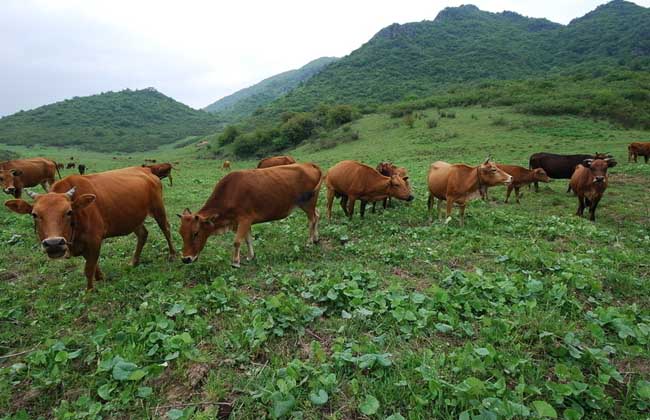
[1,158,58,198]
[257,155,296,168]
[222,160,231,170]
[628,142,650,163]
[427,159,512,226]
[179,163,322,268]
[4,167,176,290]
[325,160,413,220]
[142,163,174,186]
[495,164,551,203]
[569,158,617,221]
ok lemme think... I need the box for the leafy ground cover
[0,107,649,419]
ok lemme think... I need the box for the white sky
[1,0,648,116]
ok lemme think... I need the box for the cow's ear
[73,194,95,210]
[582,159,593,168]
[606,159,617,168]
[203,213,220,225]
[9,169,23,176]
[402,176,409,182]
[182,208,192,216]
[5,199,32,214]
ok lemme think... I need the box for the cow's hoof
[231,262,241,269]
[168,253,177,262]
[444,217,452,225]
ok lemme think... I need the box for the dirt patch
[0,271,18,281]
[188,363,210,388]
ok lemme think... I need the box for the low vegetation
[1,106,649,419]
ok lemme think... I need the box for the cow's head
[0,169,23,196]
[582,158,616,183]
[533,168,552,183]
[387,174,414,201]
[478,159,512,186]
[178,208,231,263]
[4,188,95,259]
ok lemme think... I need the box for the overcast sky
[1,0,648,116]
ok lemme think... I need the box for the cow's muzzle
[3,187,15,195]
[181,255,197,264]
[504,176,513,185]
[593,176,605,183]
[406,195,415,202]
[42,237,68,259]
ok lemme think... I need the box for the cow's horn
[26,190,39,199]
[484,156,492,164]
[65,187,76,198]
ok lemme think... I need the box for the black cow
[78,164,87,175]
[529,152,611,192]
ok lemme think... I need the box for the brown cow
[142,163,174,186]
[494,164,551,203]
[569,158,617,221]
[179,163,322,267]
[257,155,296,169]
[427,159,512,226]
[67,162,76,169]
[222,160,231,170]
[325,160,413,220]
[4,167,176,290]
[628,142,650,163]
[0,158,58,198]
[369,162,411,212]
[56,163,65,170]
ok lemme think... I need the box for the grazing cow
[628,142,650,163]
[142,163,174,186]
[56,163,65,170]
[178,163,322,267]
[0,158,58,198]
[257,155,297,169]
[529,152,611,192]
[427,159,512,226]
[222,160,231,170]
[69,157,75,161]
[494,164,551,203]
[67,162,76,169]
[325,160,413,220]
[78,164,87,175]
[368,162,411,212]
[4,167,176,290]
[569,158,617,221]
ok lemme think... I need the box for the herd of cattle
[0,141,648,291]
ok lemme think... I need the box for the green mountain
[0,88,222,152]
[203,57,338,121]
[271,0,650,111]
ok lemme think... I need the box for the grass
[1,106,649,419]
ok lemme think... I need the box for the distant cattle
[369,162,411,212]
[222,160,231,170]
[427,159,512,226]
[628,142,650,163]
[78,164,87,175]
[569,158,617,222]
[66,163,76,169]
[178,163,322,267]
[529,152,611,192]
[493,164,551,203]
[142,163,174,186]
[144,159,157,164]
[0,158,58,198]
[69,157,75,161]
[325,160,413,220]
[56,163,65,170]
[257,155,297,169]
[4,167,176,290]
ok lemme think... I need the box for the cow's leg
[300,202,320,245]
[13,188,22,199]
[645,155,649,164]
[505,185,513,203]
[515,186,522,204]
[232,221,251,268]
[437,198,444,220]
[446,199,454,223]
[360,201,367,218]
[150,201,177,260]
[83,250,100,291]
[131,224,149,266]
[346,196,357,219]
[168,174,173,187]
[245,231,255,260]
[458,203,466,227]
[427,194,434,221]
[534,181,539,192]
[384,197,390,209]
[326,188,335,220]
[576,196,585,216]
[589,196,601,222]
[339,196,348,216]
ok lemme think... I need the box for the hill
[203,57,338,121]
[0,88,222,153]
[270,0,650,112]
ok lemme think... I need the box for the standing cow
[178,163,322,268]
[4,167,176,290]
[142,163,174,186]
[222,161,231,171]
[368,162,411,212]
[325,160,413,220]
[257,155,296,169]
[427,159,512,226]
[494,164,551,203]
[0,158,59,198]
[78,164,87,175]
[569,158,617,222]
[529,152,611,192]
[628,142,650,163]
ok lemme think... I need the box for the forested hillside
[203,57,338,121]
[0,88,222,152]
[270,0,650,111]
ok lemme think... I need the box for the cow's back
[3,158,55,186]
[52,167,162,237]
[206,163,321,223]
[326,160,384,196]
[258,155,296,169]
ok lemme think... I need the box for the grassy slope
[1,107,649,419]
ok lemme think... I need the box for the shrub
[426,119,438,129]
[491,116,509,126]
[327,105,357,127]
[218,125,240,146]
[403,113,415,128]
[281,113,316,145]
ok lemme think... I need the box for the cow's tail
[53,160,62,179]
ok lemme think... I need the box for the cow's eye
[66,210,73,217]
[31,213,37,219]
